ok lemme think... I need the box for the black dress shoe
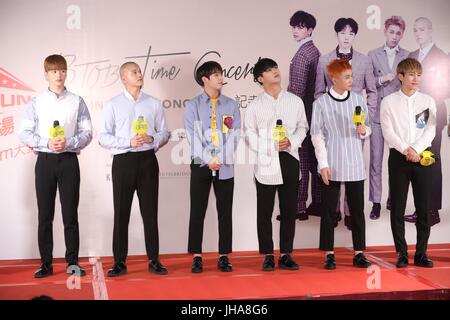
[107,262,127,277]
[67,263,86,277]
[149,259,168,275]
[370,203,381,220]
[217,256,232,272]
[191,256,203,273]
[353,253,371,268]
[396,254,408,268]
[324,254,336,270]
[429,210,440,227]
[262,254,275,271]
[296,211,309,221]
[306,202,321,217]
[278,254,300,270]
[414,254,433,268]
[404,211,417,223]
[34,263,53,278]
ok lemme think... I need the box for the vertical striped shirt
[310,90,371,182]
[244,90,308,185]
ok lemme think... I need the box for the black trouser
[35,152,80,265]
[112,150,159,263]
[188,162,234,254]
[320,180,366,251]
[388,149,431,256]
[256,152,299,254]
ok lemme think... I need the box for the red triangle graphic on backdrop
[0,67,35,92]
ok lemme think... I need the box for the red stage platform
[1,244,449,300]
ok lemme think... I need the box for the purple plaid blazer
[368,45,409,123]
[287,40,321,125]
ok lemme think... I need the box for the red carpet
[1,244,449,300]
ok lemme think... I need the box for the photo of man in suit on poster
[368,16,409,220]
[277,10,321,223]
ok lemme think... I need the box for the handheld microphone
[419,150,436,166]
[132,115,148,135]
[211,148,219,177]
[272,119,287,141]
[49,120,65,138]
[353,106,365,126]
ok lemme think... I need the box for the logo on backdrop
[0,68,35,123]
[65,45,257,86]
[0,68,35,161]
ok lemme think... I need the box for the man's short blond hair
[44,54,67,71]
[397,58,422,77]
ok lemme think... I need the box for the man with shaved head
[99,61,170,277]
[403,17,450,226]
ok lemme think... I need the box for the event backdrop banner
[0,0,449,260]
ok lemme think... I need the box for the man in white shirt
[404,17,450,226]
[380,58,436,268]
[19,54,92,278]
[244,58,308,271]
[99,62,170,277]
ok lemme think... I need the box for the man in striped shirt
[315,17,377,230]
[311,59,372,270]
[244,58,308,271]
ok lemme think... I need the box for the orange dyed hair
[326,59,352,80]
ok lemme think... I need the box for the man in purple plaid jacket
[277,10,321,222]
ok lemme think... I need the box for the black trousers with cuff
[35,152,80,265]
[388,149,431,256]
[112,149,160,263]
[188,161,234,255]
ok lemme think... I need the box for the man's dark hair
[195,61,223,86]
[253,58,278,85]
[334,17,359,34]
[289,10,316,30]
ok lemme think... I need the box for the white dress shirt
[99,89,170,155]
[384,44,399,70]
[19,88,92,154]
[418,42,434,62]
[380,89,436,154]
[244,90,308,185]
